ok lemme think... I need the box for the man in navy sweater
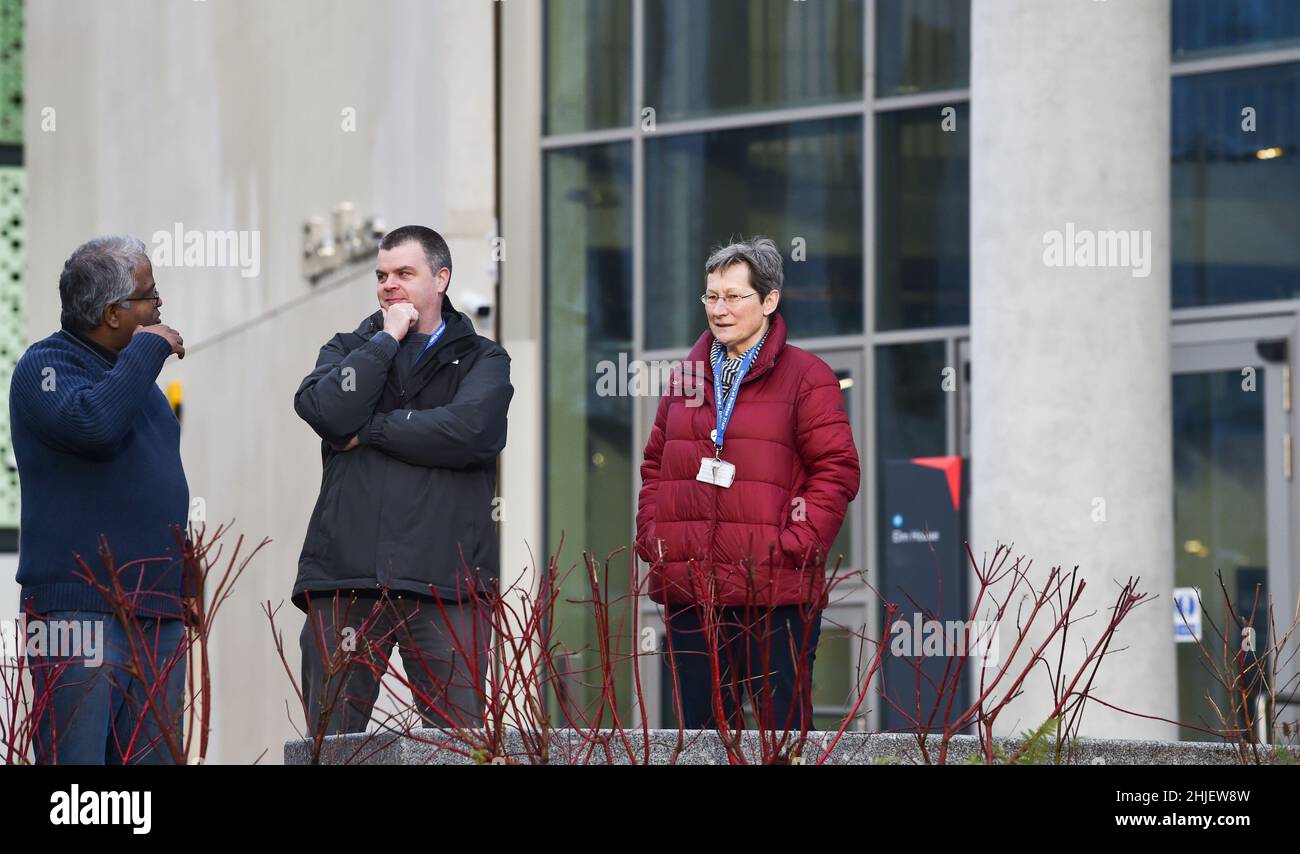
[10,235,189,764]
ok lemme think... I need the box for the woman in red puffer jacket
[636,236,860,732]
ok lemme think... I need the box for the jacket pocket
[635,520,661,565]
[778,522,812,571]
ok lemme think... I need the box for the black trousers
[299,591,491,735]
[665,603,823,731]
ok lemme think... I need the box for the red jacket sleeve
[779,358,861,570]
[635,392,673,565]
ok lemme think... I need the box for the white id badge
[696,456,736,488]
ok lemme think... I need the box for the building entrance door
[1171,315,1297,742]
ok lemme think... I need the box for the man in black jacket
[293,225,512,734]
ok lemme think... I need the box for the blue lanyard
[711,343,761,457]
[421,320,447,353]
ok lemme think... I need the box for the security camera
[460,292,493,319]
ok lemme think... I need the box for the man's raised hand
[382,303,419,342]
[135,324,185,359]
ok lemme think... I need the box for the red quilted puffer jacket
[635,312,860,607]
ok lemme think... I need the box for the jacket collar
[59,324,119,367]
[356,294,479,401]
[355,294,475,356]
[682,312,788,389]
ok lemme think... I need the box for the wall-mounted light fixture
[303,203,385,283]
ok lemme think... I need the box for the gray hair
[704,236,784,303]
[59,236,150,332]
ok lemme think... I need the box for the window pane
[644,117,864,351]
[544,143,634,714]
[1172,64,1300,308]
[545,0,632,135]
[876,0,970,97]
[875,343,947,465]
[874,341,947,573]
[645,0,863,123]
[811,623,857,720]
[1172,369,1269,741]
[1173,0,1300,61]
[876,105,969,330]
[829,368,855,570]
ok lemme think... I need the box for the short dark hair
[379,225,453,286]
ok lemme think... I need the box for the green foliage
[1012,715,1062,765]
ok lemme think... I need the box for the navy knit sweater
[10,327,190,618]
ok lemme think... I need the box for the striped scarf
[711,327,770,399]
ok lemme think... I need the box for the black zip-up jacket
[291,296,512,610]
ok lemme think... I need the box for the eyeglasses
[699,291,758,307]
[120,285,161,307]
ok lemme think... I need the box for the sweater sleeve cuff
[122,329,174,369]
[364,331,400,360]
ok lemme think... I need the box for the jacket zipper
[704,351,775,586]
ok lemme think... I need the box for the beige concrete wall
[23,0,497,762]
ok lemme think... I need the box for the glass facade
[874,342,947,578]
[876,103,969,330]
[544,0,632,135]
[645,0,863,123]
[544,143,635,713]
[644,116,863,350]
[543,0,970,728]
[876,0,970,96]
[1172,0,1300,60]
[1172,62,1300,308]
[1172,368,1270,741]
[540,0,1300,730]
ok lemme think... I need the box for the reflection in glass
[812,622,860,729]
[876,104,969,330]
[645,117,864,350]
[1172,369,1269,741]
[645,0,863,123]
[876,0,971,97]
[545,143,634,716]
[545,0,632,135]
[1173,0,1300,60]
[874,342,948,571]
[1172,64,1300,308]
[829,369,856,571]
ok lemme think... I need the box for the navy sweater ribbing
[10,329,190,618]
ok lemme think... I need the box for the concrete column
[970,0,1176,738]
[497,0,546,728]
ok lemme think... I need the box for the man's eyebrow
[376,266,416,275]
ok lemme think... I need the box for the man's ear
[437,268,451,296]
[102,304,122,330]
